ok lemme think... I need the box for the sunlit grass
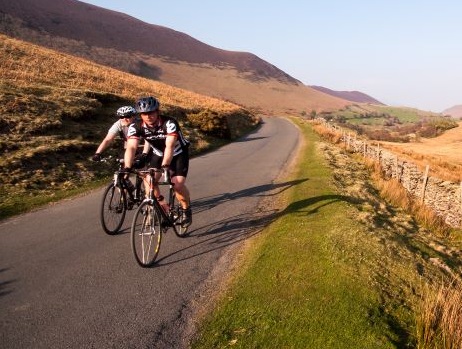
[192,119,410,348]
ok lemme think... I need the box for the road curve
[0,117,299,348]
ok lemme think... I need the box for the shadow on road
[154,179,360,266]
[234,136,268,143]
[192,179,309,215]
[0,268,15,298]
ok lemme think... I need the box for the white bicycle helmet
[116,106,136,119]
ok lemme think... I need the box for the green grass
[191,120,414,348]
[330,104,442,126]
[0,177,109,220]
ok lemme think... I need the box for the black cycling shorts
[148,149,189,177]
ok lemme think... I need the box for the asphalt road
[0,117,300,349]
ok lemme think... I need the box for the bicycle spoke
[131,202,161,267]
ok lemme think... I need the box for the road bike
[100,158,145,235]
[131,167,190,267]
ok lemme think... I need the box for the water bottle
[162,168,169,183]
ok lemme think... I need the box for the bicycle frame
[139,168,175,226]
[113,159,143,205]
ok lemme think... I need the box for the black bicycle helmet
[135,96,160,113]
[116,106,136,118]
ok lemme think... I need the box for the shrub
[187,109,230,138]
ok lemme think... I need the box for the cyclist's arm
[95,133,117,154]
[162,135,176,167]
[124,137,139,168]
[142,140,150,155]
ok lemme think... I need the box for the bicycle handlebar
[137,168,171,183]
[99,157,172,183]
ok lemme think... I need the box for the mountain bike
[100,158,145,235]
[131,167,190,267]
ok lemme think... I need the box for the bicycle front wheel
[100,183,126,235]
[131,201,162,267]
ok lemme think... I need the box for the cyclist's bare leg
[171,175,190,209]
[143,173,161,199]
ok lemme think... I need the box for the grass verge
[191,119,423,348]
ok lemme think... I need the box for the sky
[79,0,462,113]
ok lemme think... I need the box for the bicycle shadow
[154,178,360,266]
[0,268,15,298]
[191,179,309,215]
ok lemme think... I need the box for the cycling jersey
[106,119,126,136]
[126,116,190,157]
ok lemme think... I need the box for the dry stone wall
[319,120,461,228]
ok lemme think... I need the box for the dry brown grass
[379,122,462,182]
[0,34,242,114]
[416,277,462,349]
[369,163,451,237]
[311,122,343,144]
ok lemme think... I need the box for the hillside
[0,0,350,115]
[310,85,384,104]
[0,34,260,218]
[443,105,462,118]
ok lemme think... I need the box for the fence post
[420,165,430,204]
[376,143,380,161]
[363,141,367,158]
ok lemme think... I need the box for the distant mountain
[442,105,462,118]
[0,0,350,115]
[310,85,384,105]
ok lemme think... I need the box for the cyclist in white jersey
[92,106,148,161]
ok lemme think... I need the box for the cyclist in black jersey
[124,96,192,227]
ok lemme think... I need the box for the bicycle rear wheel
[131,201,162,267]
[100,183,126,235]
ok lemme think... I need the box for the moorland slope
[0,0,350,115]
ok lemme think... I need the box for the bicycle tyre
[131,200,162,267]
[100,183,126,235]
